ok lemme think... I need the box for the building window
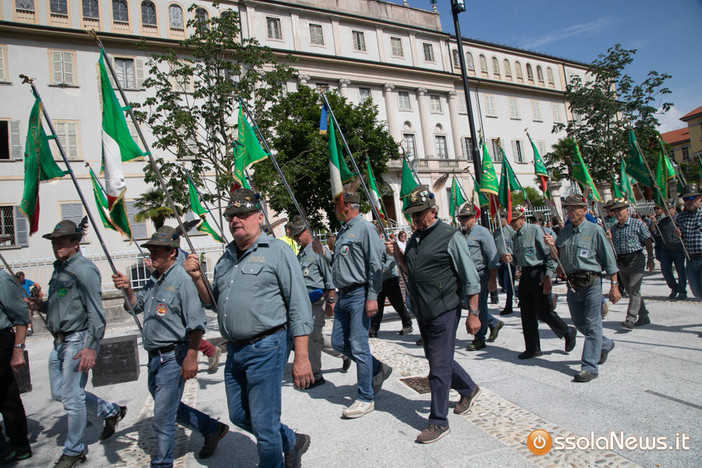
[526,63,534,82]
[168,4,183,30]
[50,50,75,86]
[352,30,366,52]
[457,91,467,114]
[531,101,542,121]
[508,98,520,119]
[490,138,501,162]
[50,0,68,15]
[403,133,417,160]
[479,54,488,75]
[466,52,475,72]
[552,103,563,123]
[547,67,555,87]
[536,65,544,85]
[82,0,99,19]
[452,49,460,68]
[54,121,80,160]
[141,0,156,26]
[195,7,208,23]
[515,61,523,82]
[112,0,128,22]
[16,0,35,12]
[435,135,447,159]
[484,95,496,117]
[491,57,500,78]
[266,17,282,40]
[512,140,525,163]
[537,140,547,157]
[60,202,85,228]
[682,147,690,161]
[423,43,434,62]
[0,45,7,82]
[309,23,324,46]
[390,37,403,57]
[126,201,148,239]
[462,137,475,162]
[503,59,512,79]
[398,91,411,111]
[430,95,442,113]
[0,206,29,248]
[0,120,23,160]
[359,87,371,101]
[114,57,135,88]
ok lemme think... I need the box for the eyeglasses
[225,211,257,221]
[683,196,699,202]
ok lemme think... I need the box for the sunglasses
[683,196,699,201]
[225,211,257,222]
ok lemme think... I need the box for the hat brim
[682,191,702,198]
[403,203,433,215]
[610,203,629,211]
[42,232,82,240]
[288,225,306,237]
[140,240,179,249]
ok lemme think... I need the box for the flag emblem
[156,304,168,317]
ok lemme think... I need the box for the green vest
[405,221,461,321]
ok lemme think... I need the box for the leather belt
[55,330,85,343]
[338,283,365,295]
[148,343,185,359]
[231,324,286,347]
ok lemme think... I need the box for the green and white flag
[449,175,466,218]
[366,157,385,219]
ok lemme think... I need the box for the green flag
[612,177,624,199]
[619,159,637,205]
[88,166,117,231]
[528,135,550,198]
[471,175,489,207]
[449,175,466,218]
[188,178,224,243]
[570,140,603,202]
[478,141,499,195]
[366,158,385,219]
[400,156,419,199]
[497,147,522,221]
[654,150,671,206]
[625,129,651,187]
[19,96,69,235]
[234,107,270,189]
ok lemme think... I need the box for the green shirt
[134,262,206,351]
[297,243,335,291]
[211,232,313,341]
[0,270,29,330]
[332,215,383,301]
[555,221,618,276]
[464,224,499,272]
[45,251,105,351]
[512,223,557,276]
[493,224,515,257]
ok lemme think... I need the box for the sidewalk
[13,269,702,467]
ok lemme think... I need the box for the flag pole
[182,166,229,245]
[88,32,217,306]
[21,77,143,332]
[244,167,276,238]
[366,154,392,228]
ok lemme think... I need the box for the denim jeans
[48,331,120,456]
[224,331,295,468]
[332,286,381,402]
[566,279,613,373]
[660,250,687,295]
[686,256,702,300]
[147,345,220,468]
[498,262,517,305]
[476,271,498,341]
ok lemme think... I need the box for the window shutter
[14,206,29,247]
[126,201,148,239]
[135,59,145,89]
[61,202,84,223]
[511,140,518,162]
[51,51,63,84]
[10,120,23,160]
[62,52,74,85]
[108,58,117,88]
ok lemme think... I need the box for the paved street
[10,269,702,467]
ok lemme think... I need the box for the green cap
[141,226,180,249]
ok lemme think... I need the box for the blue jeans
[566,279,613,373]
[147,345,220,468]
[476,271,498,341]
[660,250,687,295]
[498,262,516,306]
[686,256,702,300]
[332,286,381,402]
[224,331,295,468]
[48,331,120,456]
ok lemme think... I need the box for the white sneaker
[207,347,222,373]
[342,400,374,419]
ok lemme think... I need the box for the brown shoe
[415,424,451,444]
[454,385,481,415]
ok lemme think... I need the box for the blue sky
[399,0,702,132]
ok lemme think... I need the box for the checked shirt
[611,217,651,255]
[677,208,702,255]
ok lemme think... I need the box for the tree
[134,188,181,229]
[550,44,672,183]
[512,187,545,207]
[253,87,400,230]
[134,4,295,212]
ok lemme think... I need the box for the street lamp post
[450,0,489,226]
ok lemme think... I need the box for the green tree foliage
[134,4,294,209]
[134,188,181,229]
[512,187,545,207]
[550,44,672,183]
[253,87,400,231]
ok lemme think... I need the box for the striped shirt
[676,208,702,255]
[610,217,651,255]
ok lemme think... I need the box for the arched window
[141,0,156,26]
[479,54,488,74]
[491,57,500,77]
[112,0,128,22]
[51,0,68,15]
[515,61,523,81]
[452,49,460,68]
[168,4,183,30]
[82,0,99,19]
[526,63,534,82]
[466,52,475,72]
[503,59,512,79]
[195,7,208,23]
[536,65,544,84]
[546,67,555,87]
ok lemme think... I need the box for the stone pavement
[9,269,702,467]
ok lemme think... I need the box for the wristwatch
[327,297,336,304]
[14,343,26,350]
[468,309,479,317]
[611,281,619,286]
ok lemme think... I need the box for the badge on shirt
[57,287,68,297]
[627,238,638,247]
[525,247,534,257]
[303,268,310,277]
[340,245,350,256]
[156,303,168,317]
[578,248,590,258]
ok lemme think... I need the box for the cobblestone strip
[369,339,640,467]
[113,376,199,467]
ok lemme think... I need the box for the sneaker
[634,315,651,327]
[53,453,86,468]
[454,385,481,415]
[199,422,229,458]
[26,327,33,336]
[518,350,542,360]
[1,446,32,464]
[598,342,615,365]
[342,400,374,419]
[284,433,311,468]
[486,320,504,342]
[207,346,222,373]
[372,363,392,394]
[621,319,635,330]
[499,307,513,316]
[368,328,378,338]
[550,294,558,311]
[306,376,326,389]
[415,424,451,444]
[564,327,577,353]
[100,406,127,440]
[573,370,598,383]
[466,338,486,351]
[398,326,413,335]
[601,302,609,318]
[341,357,351,372]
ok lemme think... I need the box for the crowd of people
[1,182,700,467]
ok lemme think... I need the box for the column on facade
[383,83,398,139]
[416,87,432,158]
[447,90,462,160]
[338,79,351,98]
